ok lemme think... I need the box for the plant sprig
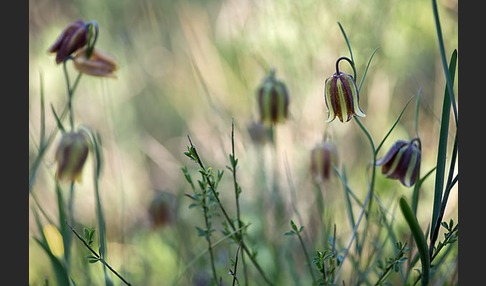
[184,134,274,286]
[65,220,132,286]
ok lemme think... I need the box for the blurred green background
[29,0,458,285]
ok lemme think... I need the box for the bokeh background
[29,0,458,285]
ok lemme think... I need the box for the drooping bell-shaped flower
[376,138,421,188]
[257,69,289,125]
[310,141,339,183]
[324,57,366,123]
[54,130,90,183]
[72,46,118,78]
[48,19,89,64]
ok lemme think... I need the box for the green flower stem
[64,182,75,266]
[269,123,284,223]
[333,117,376,284]
[62,59,75,130]
[355,117,377,215]
[61,60,84,266]
[29,72,80,193]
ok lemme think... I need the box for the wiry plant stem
[187,136,274,286]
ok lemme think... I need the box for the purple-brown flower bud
[324,57,366,123]
[72,47,118,78]
[148,191,176,229]
[257,69,289,125]
[310,141,339,183]
[376,139,421,188]
[54,130,90,183]
[48,19,89,64]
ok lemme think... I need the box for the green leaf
[337,22,354,67]
[51,104,66,134]
[432,1,458,125]
[358,47,380,92]
[84,228,90,240]
[430,49,457,245]
[375,95,415,154]
[87,255,99,263]
[195,226,207,237]
[399,197,430,285]
[290,220,298,232]
[181,167,194,187]
[188,203,199,209]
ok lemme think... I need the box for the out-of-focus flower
[48,19,89,64]
[324,57,366,123]
[148,191,177,229]
[42,224,64,257]
[54,130,90,183]
[73,47,118,78]
[310,141,339,183]
[376,139,421,188]
[257,69,289,125]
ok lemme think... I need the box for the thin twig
[65,220,132,286]
[231,242,242,286]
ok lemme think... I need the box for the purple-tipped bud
[324,57,366,123]
[54,130,90,183]
[310,141,339,183]
[376,139,421,188]
[48,19,89,64]
[257,69,289,125]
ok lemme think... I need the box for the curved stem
[335,56,357,80]
[85,21,99,59]
[355,117,377,214]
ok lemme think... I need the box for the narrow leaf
[50,103,66,134]
[430,50,457,244]
[399,197,430,285]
